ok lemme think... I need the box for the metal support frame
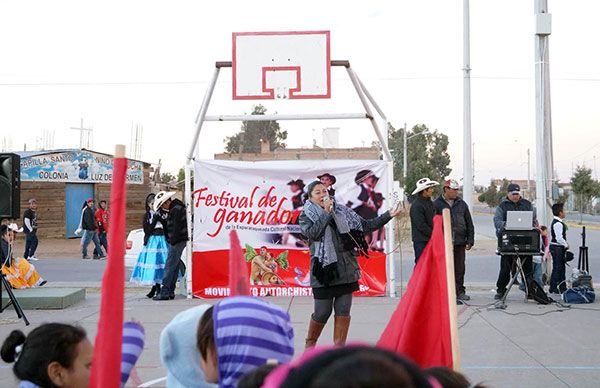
[184,60,398,298]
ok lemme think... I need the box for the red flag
[229,230,250,296]
[377,215,456,369]
[90,148,127,388]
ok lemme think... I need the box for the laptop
[505,211,534,230]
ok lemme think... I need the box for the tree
[160,172,176,184]
[570,165,600,215]
[388,123,452,198]
[224,104,287,153]
[478,179,509,208]
[177,168,185,191]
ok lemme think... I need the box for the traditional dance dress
[1,240,45,289]
[130,210,169,285]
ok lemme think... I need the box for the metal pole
[205,113,369,122]
[534,0,553,227]
[345,67,395,296]
[188,66,220,160]
[184,162,193,298]
[345,66,393,161]
[527,148,531,199]
[403,123,408,185]
[462,0,474,211]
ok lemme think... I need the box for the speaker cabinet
[0,153,21,219]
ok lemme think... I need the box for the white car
[125,228,188,268]
[125,229,145,268]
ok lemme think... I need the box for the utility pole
[534,0,554,227]
[462,0,474,211]
[70,118,93,149]
[527,148,531,199]
[403,122,408,185]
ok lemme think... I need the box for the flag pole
[442,209,461,371]
[90,144,127,388]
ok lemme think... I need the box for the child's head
[160,304,213,387]
[540,225,548,236]
[552,203,565,218]
[196,297,294,387]
[196,306,217,383]
[425,366,488,388]
[1,323,92,388]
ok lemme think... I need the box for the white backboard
[232,31,331,100]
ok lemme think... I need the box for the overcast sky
[1,0,599,185]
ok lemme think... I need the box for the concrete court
[1,289,599,388]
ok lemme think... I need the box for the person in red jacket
[94,200,109,257]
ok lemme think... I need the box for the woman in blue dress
[130,193,169,298]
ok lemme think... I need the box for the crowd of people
[409,178,570,304]
[1,295,486,388]
[0,176,576,387]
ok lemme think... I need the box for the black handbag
[565,250,574,262]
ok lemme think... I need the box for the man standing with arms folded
[493,183,537,300]
[409,177,439,263]
[23,198,39,261]
[434,179,475,302]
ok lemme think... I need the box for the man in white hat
[153,191,188,301]
[434,179,475,302]
[409,177,439,263]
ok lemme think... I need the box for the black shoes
[457,293,471,301]
[146,284,161,299]
[494,292,504,300]
[152,293,175,301]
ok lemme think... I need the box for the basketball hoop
[233,31,331,100]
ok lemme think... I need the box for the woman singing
[299,181,401,347]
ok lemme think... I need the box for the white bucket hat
[411,177,440,195]
[153,191,176,211]
[7,223,23,233]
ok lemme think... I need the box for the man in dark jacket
[23,198,39,261]
[493,183,538,300]
[434,179,475,301]
[80,198,105,260]
[154,191,188,301]
[409,177,439,263]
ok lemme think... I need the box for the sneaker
[28,256,39,261]
[82,256,92,260]
[99,256,107,260]
[457,293,471,301]
[494,292,504,300]
[456,299,464,305]
[93,255,100,260]
[39,280,47,287]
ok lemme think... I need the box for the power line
[3,76,600,87]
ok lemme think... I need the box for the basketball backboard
[232,31,331,100]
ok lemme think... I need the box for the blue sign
[20,150,144,184]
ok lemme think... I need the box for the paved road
[2,292,599,388]
[24,213,600,291]
[394,213,599,289]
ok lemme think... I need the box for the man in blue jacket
[493,183,538,300]
[434,179,475,302]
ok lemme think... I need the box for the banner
[20,150,144,184]
[192,159,390,298]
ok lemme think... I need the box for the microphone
[323,196,333,211]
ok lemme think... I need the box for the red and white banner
[192,159,389,298]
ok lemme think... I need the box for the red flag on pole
[377,212,460,369]
[90,145,127,388]
[229,230,250,296]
